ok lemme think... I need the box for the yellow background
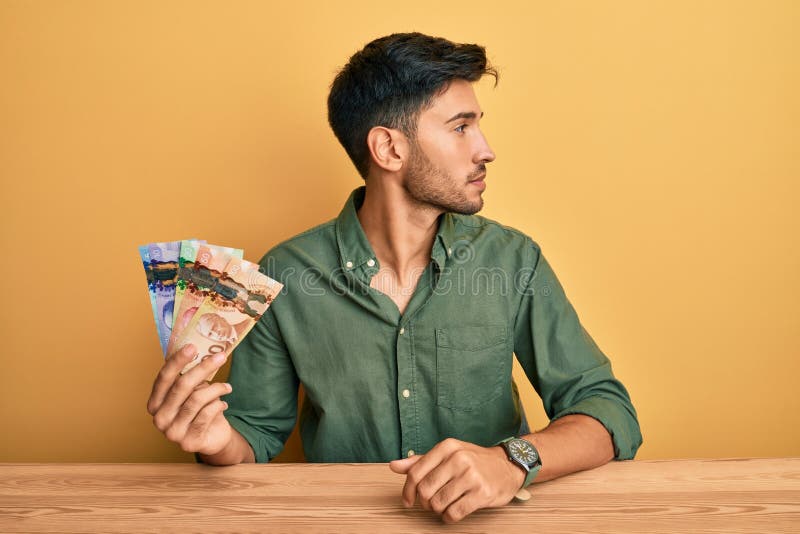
[1,1,797,462]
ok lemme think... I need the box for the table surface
[1,458,799,533]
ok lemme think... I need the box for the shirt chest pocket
[435,325,510,412]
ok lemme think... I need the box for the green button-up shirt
[224,186,642,462]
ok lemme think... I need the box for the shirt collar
[335,187,376,272]
[335,186,458,273]
[431,210,455,270]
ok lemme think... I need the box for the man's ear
[366,126,409,174]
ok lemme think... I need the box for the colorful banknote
[173,256,283,379]
[167,243,243,357]
[172,239,230,330]
[147,241,182,355]
[137,245,161,351]
[140,240,280,377]
[139,239,206,355]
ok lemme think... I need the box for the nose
[474,130,496,164]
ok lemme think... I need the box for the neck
[356,179,441,278]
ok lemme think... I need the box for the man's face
[403,79,496,215]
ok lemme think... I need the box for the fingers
[416,458,467,512]
[164,381,232,444]
[443,491,483,524]
[389,454,422,474]
[151,351,229,434]
[391,454,467,513]
[394,439,512,523]
[428,472,473,515]
[400,438,461,507]
[177,399,229,453]
[147,344,198,415]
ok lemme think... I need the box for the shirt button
[447,247,452,256]
[345,261,353,269]
[367,258,375,267]
[402,389,410,398]
[407,450,415,457]
[399,327,405,335]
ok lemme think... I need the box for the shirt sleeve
[512,240,643,460]
[223,298,299,463]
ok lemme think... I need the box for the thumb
[389,454,423,474]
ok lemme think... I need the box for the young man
[147,33,642,523]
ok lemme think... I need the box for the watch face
[508,439,538,466]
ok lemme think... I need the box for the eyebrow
[444,111,484,124]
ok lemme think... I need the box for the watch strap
[496,436,542,489]
[521,459,541,488]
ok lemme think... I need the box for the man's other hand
[389,437,525,523]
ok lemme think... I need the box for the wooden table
[1,459,798,533]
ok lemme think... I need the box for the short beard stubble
[404,140,485,216]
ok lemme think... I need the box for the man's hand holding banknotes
[139,239,281,463]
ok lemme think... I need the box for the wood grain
[1,459,798,533]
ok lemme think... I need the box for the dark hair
[327,32,498,179]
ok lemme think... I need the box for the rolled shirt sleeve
[513,240,643,460]
[223,299,299,463]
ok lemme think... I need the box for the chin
[469,194,485,213]
[452,199,483,215]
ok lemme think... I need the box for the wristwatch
[498,437,542,489]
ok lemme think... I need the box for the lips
[469,175,487,191]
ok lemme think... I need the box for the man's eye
[455,124,467,133]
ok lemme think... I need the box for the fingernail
[213,353,226,363]
[222,401,229,409]
[225,383,233,393]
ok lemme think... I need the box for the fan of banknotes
[138,239,283,378]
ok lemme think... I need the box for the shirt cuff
[551,396,643,460]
